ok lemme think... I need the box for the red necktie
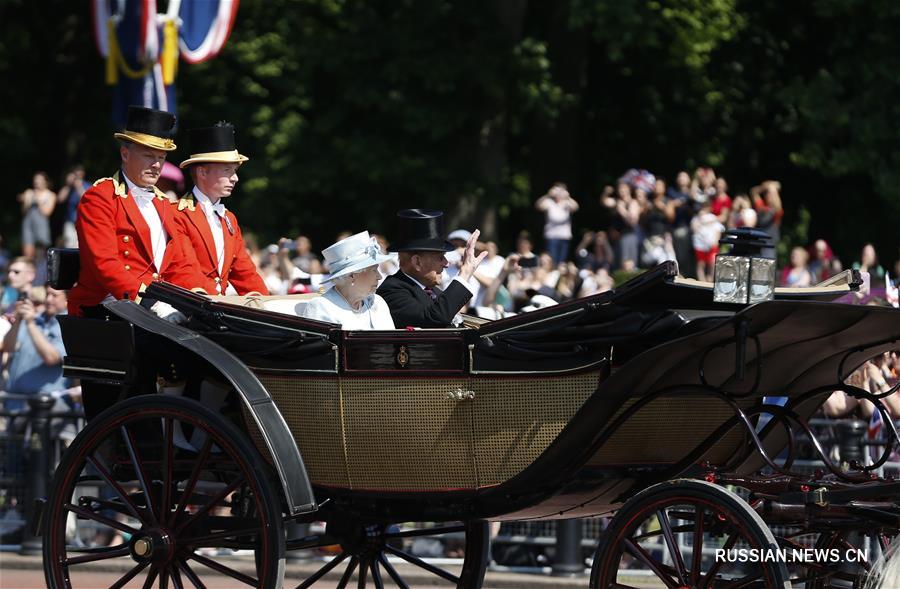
[423,287,437,300]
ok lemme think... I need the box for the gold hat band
[179,149,250,169]
[114,131,177,152]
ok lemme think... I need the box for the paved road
[0,553,596,588]
[6,568,437,588]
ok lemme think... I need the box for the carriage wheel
[591,479,789,589]
[801,530,887,589]
[42,395,285,588]
[286,519,489,588]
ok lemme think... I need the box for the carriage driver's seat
[47,247,81,290]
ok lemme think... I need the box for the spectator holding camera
[575,230,614,273]
[0,257,36,314]
[56,165,91,248]
[601,182,641,271]
[2,287,69,412]
[536,182,579,265]
[18,171,56,260]
[751,180,783,256]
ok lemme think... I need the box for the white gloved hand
[150,301,187,324]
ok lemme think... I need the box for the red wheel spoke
[85,455,143,521]
[337,556,359,589]
[170,437,214,527]
[378,554,410,589]
[384,545,460,583]
[657,508,689,585]
[190,552,259,586]
[64,502,140,536]
[142,565,159,589]
[701,531,740,589]
[623,538,679,589]
[121,425,159,526]
[64,545,131,565]
[295,552,349,589]
[108,562,149,589]
[175,475,245,534]
[178,558,207,589]
[691,505,705,585]
[384,525,466,539]
[357,557,368,589]
[370,559,385,589]
[162,416,174,522]
[171,565,185,589]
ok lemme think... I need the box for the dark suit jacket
[377,270,473,328]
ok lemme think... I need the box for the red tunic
[171,192,268,296]
[68,172,204,315]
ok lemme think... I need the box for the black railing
[0,392,83,553]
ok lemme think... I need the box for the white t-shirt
[300,287,395,330]
[542,199,574,240]
[474,254,505,307]
[691,212,725,252]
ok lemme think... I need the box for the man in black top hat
[172,122,268,296]
[69,105,204,316]
[377,209,486,328]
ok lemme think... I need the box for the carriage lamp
[713,228,776,304]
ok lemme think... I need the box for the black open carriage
[40,255,900,588]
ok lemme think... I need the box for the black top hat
[391,209,454,252]
[113,106,177,151]
[179,122,249,169]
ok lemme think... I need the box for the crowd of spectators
[0,163,899,460]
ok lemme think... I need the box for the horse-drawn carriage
[39,256,900,588]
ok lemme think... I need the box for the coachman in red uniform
[173,122,268,295]
[68,106,204,316]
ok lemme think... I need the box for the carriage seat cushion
[208,293,320,316]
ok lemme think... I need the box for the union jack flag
[869,408,884,440]
[92,0,239,126]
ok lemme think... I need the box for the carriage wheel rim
[597,494,780,588]
[43,397,283,589]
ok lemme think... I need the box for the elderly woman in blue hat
[299,231,397,329]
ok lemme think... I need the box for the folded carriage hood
[479,299,900,518]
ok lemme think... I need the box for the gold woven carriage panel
[586,395,747,467]
[340,377,476,491]
[250,373,349,487]
[471,370,602,487]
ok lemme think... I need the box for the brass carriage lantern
[712,228,776,304]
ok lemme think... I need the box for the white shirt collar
[193,187,226,217]
[121,171,155,200]
[401,270,428,291]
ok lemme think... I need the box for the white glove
[150,301,187,324]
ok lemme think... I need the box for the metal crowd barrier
[0,392,84,553]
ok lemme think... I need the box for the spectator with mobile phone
[535,182,579,265]
[0,257,35,315]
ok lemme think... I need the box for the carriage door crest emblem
[396,345,410,368]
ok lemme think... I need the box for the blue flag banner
[92,0,239,127]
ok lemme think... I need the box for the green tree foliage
[2,0,898,263]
